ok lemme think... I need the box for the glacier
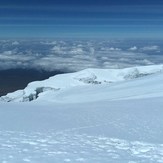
[0,65,163,162]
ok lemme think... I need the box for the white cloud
[129,46,137,51]
[3,51,13,55]
[70,47,84,55]
[51,46,64,54]
[0,40,162,72]
[101,47,121,51]
[141,45,160,51]
[12,41,19,45]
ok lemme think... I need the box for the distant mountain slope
[1,64,163,102]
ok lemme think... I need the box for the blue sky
[0,0,163,38]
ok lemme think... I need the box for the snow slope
[0,65,163,162]
[1,64,163,102]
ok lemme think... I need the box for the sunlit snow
[0,65,163,162]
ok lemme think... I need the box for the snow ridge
[0,64,163,102]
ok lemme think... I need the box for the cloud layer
[0,39,163,72]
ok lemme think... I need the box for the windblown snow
[0,65,163,163]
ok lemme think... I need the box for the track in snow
[1,131,163,163]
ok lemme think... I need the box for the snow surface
[1,64,163,102]
[0,65,163,162]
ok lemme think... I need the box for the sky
[0,0,163,38]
